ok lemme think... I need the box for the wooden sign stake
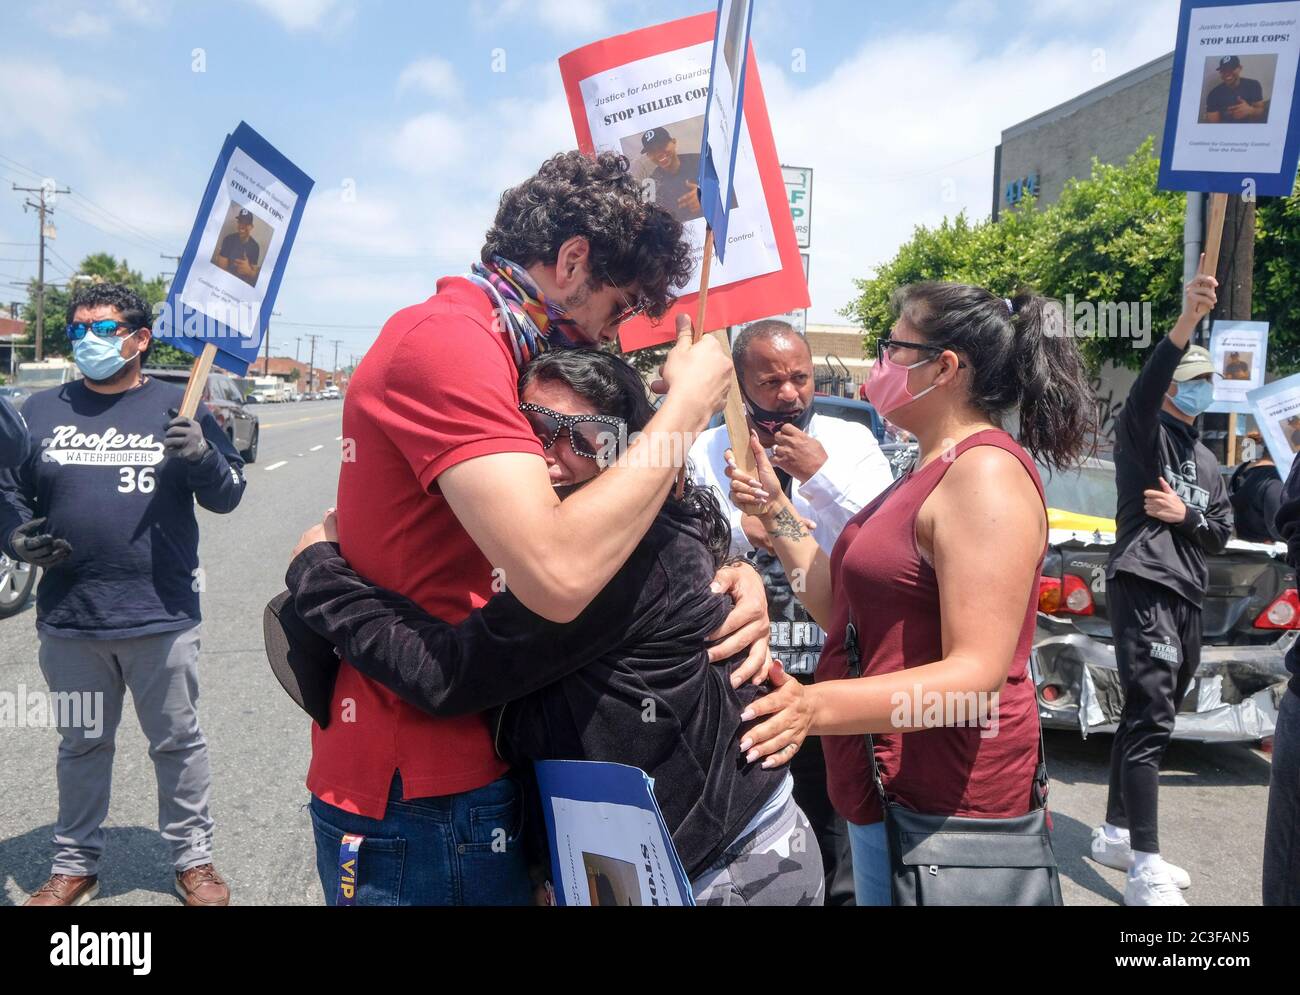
[178,342,218,419]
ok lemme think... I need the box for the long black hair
[891,282,1096,473]
[519,349,732,567]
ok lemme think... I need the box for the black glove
[164,410,210,463]
[9,517,72,568]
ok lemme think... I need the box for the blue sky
[0,0,1184,360]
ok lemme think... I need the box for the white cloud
[31,0,167,37]
[0,60,125,154]
[243,0,353,32]
[397,57,463,100]
[472,0,614,35]
[390,112,471,175]
[45,10,112,38]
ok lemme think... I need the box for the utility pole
[331,338,343,384]
[305,333,322,393]
[295,336,302,363]
[14,181,71,361]
[160,252,182,285]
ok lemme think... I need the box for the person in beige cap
[1087,268,1233,906]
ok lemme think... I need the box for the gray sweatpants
[1264,688,1300,906]
[692,793,825,907]
[37,625,214,876]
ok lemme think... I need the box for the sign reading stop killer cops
[559,13,808,350]
[1207,319,1270,411]
[155,121,313,374]
[1159,0,1300,195]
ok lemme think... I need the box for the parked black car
[143,367,259,463]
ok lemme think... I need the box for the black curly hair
[66,282,152,332]
[66,281,154,363]
[519,349,731,568]
[483,151,694,321]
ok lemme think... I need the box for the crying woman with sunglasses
[286,349,825,906]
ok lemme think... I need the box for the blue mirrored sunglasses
[66,320,134,342]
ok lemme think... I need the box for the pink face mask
[864,350,941,417]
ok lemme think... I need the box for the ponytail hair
[891,281,1096,473]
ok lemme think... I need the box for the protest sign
[1159,0,1300,197]
[698,0,755,263]
[1208,319,1269,410]
[559,13,808,352]
[1247,371,1300,478]
[783,166,813,249]
[738,252,810,336]
[534,760,693,906]
[155,121,313,411]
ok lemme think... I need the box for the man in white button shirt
[688,319,893,905]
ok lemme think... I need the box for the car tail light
[1254,589,1300,629]
[1038,574,1094,616]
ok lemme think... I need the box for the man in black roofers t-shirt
[1087,269,1232,906]
[0,283,246,907]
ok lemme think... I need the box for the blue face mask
[73,329,137,382]
[1172,379,1214,417]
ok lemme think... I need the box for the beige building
[805,322,871,395]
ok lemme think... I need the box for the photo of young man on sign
[1200,54,1274,123]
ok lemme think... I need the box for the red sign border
[559,13,810,351]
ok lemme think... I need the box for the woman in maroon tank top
[726,282,1095,905]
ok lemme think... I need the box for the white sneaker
[1089,827,1191,889]
[1125,863,1189,906]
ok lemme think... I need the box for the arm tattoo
[770,507,809,541]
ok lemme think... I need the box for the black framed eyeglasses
[520,403,628,463]
[66,320,135,342]
[876,336,966,368]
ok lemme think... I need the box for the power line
[270,319,378,330]
[0,151,176,253]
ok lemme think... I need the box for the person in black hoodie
[1087,267,1233,906]
[1229,431,1283,543]
[287,349,823,906]
[1266,458,1300,904]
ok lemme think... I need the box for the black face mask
[741,386,814,436]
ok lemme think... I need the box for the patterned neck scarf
[466,255,582,371]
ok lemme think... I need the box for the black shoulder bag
[844,612,1063,906]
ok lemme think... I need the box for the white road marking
[310,444,323,452]
[335,435,343,441]
[265,461,288,472]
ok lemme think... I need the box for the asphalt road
[0,397,1276,906]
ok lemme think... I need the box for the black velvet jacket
[285,503,784,877]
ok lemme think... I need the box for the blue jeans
[848,821,892,906]
[310,771,534,906]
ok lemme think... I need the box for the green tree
[24,252,191,367]
[1255,176,1300,373]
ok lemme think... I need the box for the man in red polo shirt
[304,151,770,905]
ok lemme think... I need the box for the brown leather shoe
[175,863,230,907]
[24,873,99,906]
